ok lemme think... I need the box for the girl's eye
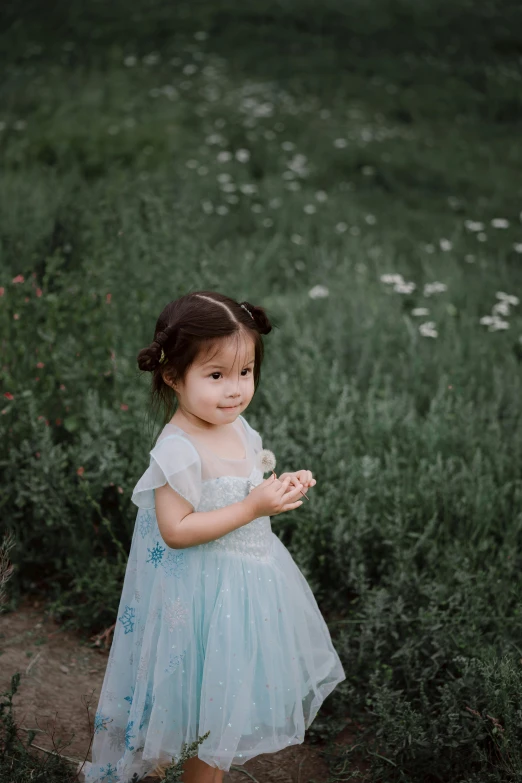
[210,368,252,380]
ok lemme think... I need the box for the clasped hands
[277,470,316,501]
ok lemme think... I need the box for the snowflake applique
[104,689,117,703]
[125,719,136,751]
[94,711,112,733]
[108,723,126,752]
[164,649,186,675]
[138,508,154,539]
[163,596,189,633]
[160,550,188,578]
[134,588,141,603]
[123,686,135,713]
[118,605,136,634]
[98,761,120,781]
[145,541,165,569]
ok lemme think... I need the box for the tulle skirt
[79,530,345,782]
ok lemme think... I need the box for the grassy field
[1,0,522,780]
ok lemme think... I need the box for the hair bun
[241,301,272,335]
[136,342,162,372]
[137,324,178,372]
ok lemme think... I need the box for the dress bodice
[131,415,274,561]
[196,474,273,561]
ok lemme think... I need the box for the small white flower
[424,244,435,253]
[439,238,452,251]
[424,282,448,296]
[308,285,329,299]
[362,166,375,176]
[239,183,257,195]
[269,197,282,209]
[477,232,487,242]
[491,218,509,229]
[281,141,295,151]
[490,320,509,331]
[217,151,232,163]
[201,200,214,214]
[492,301,510,316]
[335,222,347,233]
[365,214,377,225]
[216,205,229,215]
[513,243,522,254]
[464,254,476,263]
[394,282,416,294]
[411,307,429,316]
[217,172,232,183]
[304,204,316,214]
[380,273,404,285]
[235,148,250,163]
[464,220,484,232]
[186,159,198,169]
[496,291,519,306]
[262,218,273,228]
[291,233,304,245]
[124,55,137,67]
[315,190,328,202]
[419,321,438,338]
[334,138,347,148]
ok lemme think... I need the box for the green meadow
[1,0,522,780]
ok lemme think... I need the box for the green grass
[1,1,522,780]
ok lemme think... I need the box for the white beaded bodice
[196,472,274,561]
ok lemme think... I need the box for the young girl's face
[170,333,256,427]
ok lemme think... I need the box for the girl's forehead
[196,336,255,369]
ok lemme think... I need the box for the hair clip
[241,303,255,320]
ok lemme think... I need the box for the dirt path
[0,596,369,782]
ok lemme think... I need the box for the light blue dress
[79,415,345,782]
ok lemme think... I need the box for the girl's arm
[155,482,258,549]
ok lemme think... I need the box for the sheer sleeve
[239,415,262,455]
[131,435,203,511]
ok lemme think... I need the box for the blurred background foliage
[1,0,522,779]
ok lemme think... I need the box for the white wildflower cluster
[479,291,519,332]
[380,274,450,338]
[308,285,329,299]
[424,282,448,296]
[380,273,416,294]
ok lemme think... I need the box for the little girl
[79,290,345,783]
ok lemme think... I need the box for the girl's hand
[279,470,317,492]
[246,475,304,518]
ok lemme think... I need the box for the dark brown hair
[137,290,276,431]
